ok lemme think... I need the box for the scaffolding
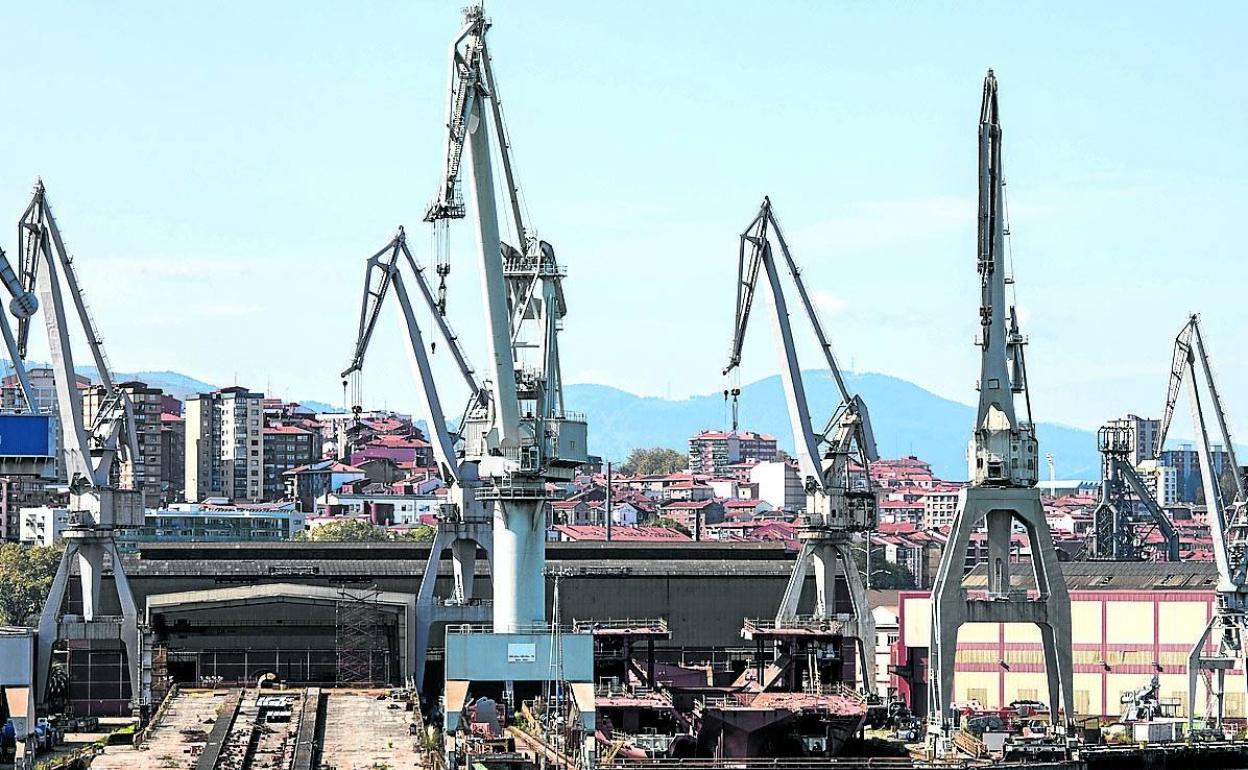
[335,587,386,685]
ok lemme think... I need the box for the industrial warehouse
[1,3,1247,770]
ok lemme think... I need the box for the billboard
[0,414,53,457]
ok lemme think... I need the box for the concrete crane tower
[723,197,879,696]
[927,71,1073,743]
[1156,315,1248,731]
[344,5,594,763]
[16,182,145,714]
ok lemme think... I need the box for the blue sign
[0,414,53,457]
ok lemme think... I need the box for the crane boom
[1161,314,1248,730]
[342,229,480,396]
[22,181,145,717]
[724,196,878,696]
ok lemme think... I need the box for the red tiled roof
[552,525,691,542]
[265,425,313,435]
[661,499,718,510]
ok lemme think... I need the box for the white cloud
[812,289,847,318]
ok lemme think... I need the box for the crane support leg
[929,487,1073,733]
[832,540,877,695]
[414,515,493,694]
[36,532,140,713]
[775,545,813,623]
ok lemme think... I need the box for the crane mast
[724,197,879,696]
[1160,315,1248,730]
[18,182,145,715]
[927,71,1073,746]
[344,6,587,709]
[423,4,586,632]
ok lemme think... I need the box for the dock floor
[318,688,423,770]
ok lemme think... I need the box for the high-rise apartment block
[687,430,778,476]
[83,381,164,508]
[185,387,265,502]
[160,411,186,503]
[263,425,318,500]
[1104,413,1161,467]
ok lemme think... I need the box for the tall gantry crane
[425,1,585,632]
[345,6,589,726]
[723,197,879,696]
[1157,315,1248,730]
[16,182,145,713]
[1088,423,1180,561]
[928,71,1073,743]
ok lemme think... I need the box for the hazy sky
[3,2,1246,437]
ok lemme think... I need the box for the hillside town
[5,379,1228,589]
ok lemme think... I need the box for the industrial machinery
[1157,315,1248,731]
[1088,423,1180,561]
[927,71,1073,744]
[346,5,594,765]
[0,242,58,481]
[17,182,145,713]
[342,226,496,692]
[722,197,879,695]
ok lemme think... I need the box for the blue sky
[2,1,1246,436]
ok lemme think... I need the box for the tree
[397,525,436,542]
[652,516,691,536]
[298,519,391,542]
[620,447,687,476]
[850,543,916,590]
[0,541,64,626]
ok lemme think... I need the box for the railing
[573,618,668,634]
[445,622,576,635]
[742,616,844,634]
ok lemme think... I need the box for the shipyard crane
[928,71,1073,742]
[424,1,585,630]
[1088,423,1180,561]
[343,5,589,732]
[420,9,590,764]
[17,182,145,712]
[342,226,485,482]
[723,196,879,696]
[1157,315,1248,730]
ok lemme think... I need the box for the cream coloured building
[892,561,1235,720]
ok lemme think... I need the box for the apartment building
[0,477,53,542]
[160,412,186,502]
[1160,444,1232,504]
[688,430,777,476]
[83,380,164,508]
[185,387,265,502]
[922,484,962,529]
[749,460,803,512]
[263,425,318,500]
[1105,413,1161,467]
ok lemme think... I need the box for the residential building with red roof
[263,424,319,500]
[688,429,778,476]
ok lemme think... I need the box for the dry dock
[87,687,423,770]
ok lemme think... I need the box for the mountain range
[564,371,1102,481]
[0,361,1102,481]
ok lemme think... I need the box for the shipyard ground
[87,687,423,770]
